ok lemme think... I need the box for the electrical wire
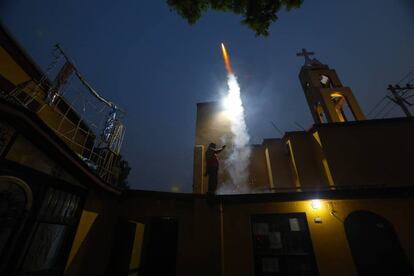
[397,69,414,84]
[366,96,387,118]
[373,100,392,119]
[405,77,414,86]
[382,104,397,118]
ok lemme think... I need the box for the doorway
[108,217,178,276]
[345,211,413,275]
[140,217,178,276]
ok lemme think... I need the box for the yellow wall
[128,222,145,276]
[64,210,98,274]
[284,132,327,189]
[64,190,120,275]
[0,47,31,84]
[222,198,414,276]
[262,139,295,190]
[118,194,222,276]
[5,134,82,186]
[65,186,414,276]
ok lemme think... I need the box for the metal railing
[2,80,124,186]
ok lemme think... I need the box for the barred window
[21,187,82,274]
[251,213,318,276]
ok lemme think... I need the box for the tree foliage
[167,0,303,36]
[116,156,131,189]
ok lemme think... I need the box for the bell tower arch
[297,48,365,123]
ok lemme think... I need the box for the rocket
[221,43,232,75]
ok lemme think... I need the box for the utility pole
[387,84,414,117]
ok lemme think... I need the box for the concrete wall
[317,119,414,187]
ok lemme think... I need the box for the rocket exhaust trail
[219,42,251,194]
[221,43,232,75]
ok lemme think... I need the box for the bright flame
[221,43,232,75]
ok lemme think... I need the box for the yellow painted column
[65,211,98,274]
[129,222,145,276]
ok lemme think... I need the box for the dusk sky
[1,0,413,192]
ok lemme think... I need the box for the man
[205,143,226,195]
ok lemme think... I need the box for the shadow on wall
[65,212,115,276]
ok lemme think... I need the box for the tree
[116,156,131,189]
[166,0,303,36]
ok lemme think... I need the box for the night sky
[1,0,413,192]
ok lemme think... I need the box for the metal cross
[296,48,315,65]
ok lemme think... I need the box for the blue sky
[1,0,413,192]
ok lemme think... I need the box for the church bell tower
[297,48,365,123]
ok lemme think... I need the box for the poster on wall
[289,218,301,231]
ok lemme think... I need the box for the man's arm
[214,145,226,154]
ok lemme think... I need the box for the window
[330,93,356,122]
[20,187,82,274]
[251,213,318,275]
[314,102,327,123]
[0,177,32,268]
[319,74,332,88]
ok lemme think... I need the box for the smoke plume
[219,73,251,193]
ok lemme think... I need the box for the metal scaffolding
[4,45,126,186]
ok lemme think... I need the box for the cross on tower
[296,48,320,66]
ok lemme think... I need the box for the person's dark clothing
[207,167,218,194]
[206,149,220,168]
[205,145,225,194]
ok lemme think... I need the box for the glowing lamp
[311,199,322,210]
